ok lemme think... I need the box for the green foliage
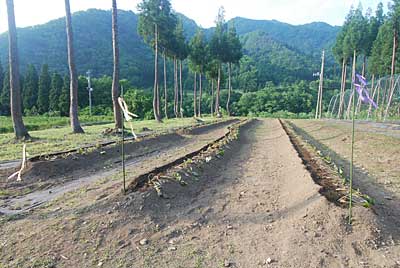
[137,0,177,50]
[123,89,153,119]
[37,64,51,113]
[174,20,189,61]
[369,22,393,75]
[22,64,39,112]
[49,72,63,112]
[209,7,230,64]
[235,81,314,116]
[189,29,207,73]
[226,23,243,65]
[0,69,10,115]
[0,7,346,119]
[242,31,317,84]
[343,5,367,55]
[233,56,258,92]
[59,75,70,116]
[0,9,339,89]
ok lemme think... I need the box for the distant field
[0,117,221,161]
[0,115,114,134]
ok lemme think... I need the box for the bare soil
[0,119,399,268]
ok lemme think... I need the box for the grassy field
[0,115,114,134]
[0,116,221,161]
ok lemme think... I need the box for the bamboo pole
[367,74,376,120]
[319,50,325,119]
[121,85,126,194]
[338,59,347,119]
[349,49,356,224]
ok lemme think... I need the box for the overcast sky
[0,0,391,33]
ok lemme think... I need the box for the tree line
[333,1,400,119]
[2,0,243,140]
[137,1,242,121]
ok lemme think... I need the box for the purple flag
[354,74,377,109]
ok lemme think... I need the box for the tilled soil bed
[0,119,399,268]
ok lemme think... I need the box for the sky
[0,0,391,33]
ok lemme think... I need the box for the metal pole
[87,70,93,116]
[89,90,92,116]
[121,85,126,194]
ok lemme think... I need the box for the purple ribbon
[354,74,378,109]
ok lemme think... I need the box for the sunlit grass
[0,116,221,161]
[0,115,113,134]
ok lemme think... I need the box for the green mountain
[231,17,339,57]
[241,31,319,84]
[0,9,339,88]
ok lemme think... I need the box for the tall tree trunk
[198,73,202,117]
[174,57,178,118]
[179,60,183,118]
[346,50,357,120]
[193,72,197,117]
[385,32,398,120]
[64,0,84,133]
[215,64,221,117]
[6,0,29,140]
[153,24,161,122]
[112,0,122,130]
[211,79,214,116]
[226,63,232,116]
[163,51,168,119]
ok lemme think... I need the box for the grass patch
[0,116,221,161]
[0,115,113,134]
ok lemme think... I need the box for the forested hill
[0,9,339,88]
[231,17,340,57]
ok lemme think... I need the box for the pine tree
[49,72,63,113]
[174,20,188,118]
[189,29,208,117]
[59,75,70,116]
[226,23,243,116]
[22,64,39,111]
[138,0,176,122]
[210,7,229,117]
[369,22,392,76]
[37,64,51,114]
